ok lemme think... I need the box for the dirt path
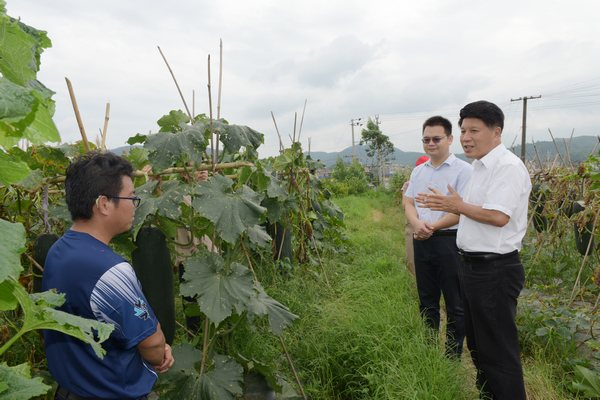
[372,209,382,222]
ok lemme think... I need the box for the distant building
[315,168,331,179]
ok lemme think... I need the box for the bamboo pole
[157,46,193,120]
[292,112,297,144]
[64,78,91,152]
[548,129,566,168]
[217,39,223,120]
[590,135,600,157]
[207,55,216,172]
[569,212,599,305]
[101,103,110,153]
[271,111,284,152]
[297,100,307,143]
[563,138,572,168]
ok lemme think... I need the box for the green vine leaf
[246,224,272,248]
[247,281,298,336]
[212,119,263,153]
[157,110,190,132]
[0,219,26,282]
[16,168,43,191]
[0,151,31,188]
[133,180,187,233]
[0,362,51,400]
[192,175,266,244]
[158,344,243,400]
[180,249,255,325]
[144,124,208,173]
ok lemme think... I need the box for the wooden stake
[207,55,215,171]
[271,111,284,151]
[292,112,297,143]
[297,100,307,143]
[65,78,91,152]
[217,39,223,120]
[157,46,193,120]
[569,213,599,305]
[548,129,566,168]
[101,103,110,153]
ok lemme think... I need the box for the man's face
[460,118,501,160]
[422,125,452,160]
[111,175,136,234]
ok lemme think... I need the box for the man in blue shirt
[43,152,174,400]
[404,116,473,358]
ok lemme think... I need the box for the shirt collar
[425,153,456,169]
[474,143,505,168]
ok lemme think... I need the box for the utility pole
[350,118,362,160]
[510,95,541,162]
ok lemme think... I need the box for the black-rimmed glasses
[95,195,141,208]
[421,136,448,144]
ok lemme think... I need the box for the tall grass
[238,193,478,399]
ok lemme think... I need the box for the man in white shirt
[404,116,473,359]
[419,101,531,400]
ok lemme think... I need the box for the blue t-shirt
[42,230,159,399]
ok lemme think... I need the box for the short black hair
[65,152,134,221]
[422,116,452,136]
[458,100,504,131]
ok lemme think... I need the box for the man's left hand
[416,184,462,215]
[154,344,175,373]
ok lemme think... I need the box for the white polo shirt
[457,144,532,254]
[405,153,473,230]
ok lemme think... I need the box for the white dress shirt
[457,144,532,253]
[406,154,473,230]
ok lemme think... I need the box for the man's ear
[494,126,502,138]
[94,196,111,216]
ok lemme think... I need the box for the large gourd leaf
[3,279,113,359]
[0,150,31,187]
[247,282,298,336]
[158,344,243,400]
[246,224,272,248]
[0,78,34,123]
[212,119,263,153]
[144,123,208,173]
[0,362,51,400]
[0,219,26,281]
[180,250,255,325]
[133,180,187,234]
[0,10,38,86]
[192,175,266,244]
[157,109,190,132]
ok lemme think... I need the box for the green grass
[231,194,478,399]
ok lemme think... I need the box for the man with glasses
[404,116,472,359]
[43,152,174,400]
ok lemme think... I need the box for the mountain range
[306,135,599,168]
[110,135,599,169]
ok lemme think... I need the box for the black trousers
[413,235,465,357]
[459,253,526,400]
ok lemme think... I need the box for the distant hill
[306,136,599,169]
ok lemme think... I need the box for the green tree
[332,156,348,181]
[359,118,395,184]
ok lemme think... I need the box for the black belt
[432,229,457,236]
[56,386,146,400]
[458,250,519,262]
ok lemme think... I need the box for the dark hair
[422,116,452,136]
[458,100,504,131]
[65,152,134,221]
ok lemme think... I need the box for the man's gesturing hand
[416,184,462,215]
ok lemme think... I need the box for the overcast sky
[7,0,600,163]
